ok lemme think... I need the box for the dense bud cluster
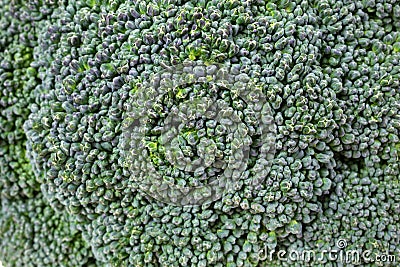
[0,0,399,266]
[0,0,46,200]
[120,61,276,206]
[0,1,104,266]
[0,193,98,267]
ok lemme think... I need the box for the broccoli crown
[0,0,41,200]
[0,193,98,267]
[0,0,399,266]
[0,0,103,266]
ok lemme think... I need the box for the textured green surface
[1,0,400,266]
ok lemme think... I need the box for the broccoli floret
[0,193,100,267]
[0,1,102,266]
[0,0,398,266]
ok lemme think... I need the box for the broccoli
[0,193,99,267]
[0,0,47,200]
[0,0,104,266]
[0,0,399,266]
